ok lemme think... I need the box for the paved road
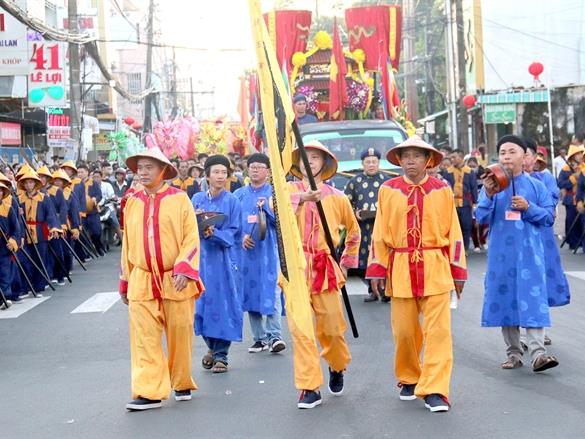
[1,247,584,439]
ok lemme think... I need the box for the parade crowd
[1,129,582,415]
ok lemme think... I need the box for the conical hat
[0,172,11,185]
[37,165,53,178]
[567,144,585,161]
[16,169,42,191]
[386,135,443,168]
[125,147,178,180]
[15,163,34,181]
[51,169,71,186]
[60,160,78,175]
[0,181,10,199]
[290,140,338,181]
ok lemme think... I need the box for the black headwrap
[523,137,537,154]
[247,153,270,168]
[496,135,527,153]
[204,154,232,172]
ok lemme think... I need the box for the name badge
[247,214,258,224]
[505,210,521,221]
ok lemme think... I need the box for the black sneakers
[269,339,286,353]
[297,390,322,409]
[424,394,450,412]
[174,390,191,401]
[399,383,417,401]
[248,341,268,353]
[328,369,344,396]
[126,397,162,411]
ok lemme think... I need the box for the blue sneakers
[126,397,162,411]
[399,383,417,401]
[424,394,450,412]
[328,369,344,396]
[297,390,322,409]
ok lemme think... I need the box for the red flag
[329,18,348,120]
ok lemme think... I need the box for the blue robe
[192,190,243,342]
[233,183,278,315]
[530,170,570,307]
[477,173,555,328]
[0,196,23,300]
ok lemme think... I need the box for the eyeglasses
[249,165,268,171]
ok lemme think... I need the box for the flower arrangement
[347,80,370,113]
[295,85,319,113]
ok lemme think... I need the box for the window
[127,73,142,103]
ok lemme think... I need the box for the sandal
[202,351,213,370]
[501,357,523,369]
[532,354,559,372]
[211,361,228,374]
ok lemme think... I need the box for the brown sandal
[501,357,523,369]
[532,354,559,372]
[202,351,213,370]
[211,361,228,373]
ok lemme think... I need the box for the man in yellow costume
[119,147,205,411]
[287,140,360,409]
[367,136,466,413]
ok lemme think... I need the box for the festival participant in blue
[524,139,570,315]
[0,181,22,308]
[444,149,478,253]
[61,161,87,260]
[575,161,585,252]
[344,147,390,302]
[17,169,61,296]
[37,165,67,286]
[0,172,24,302]
[233,153,286,354]
[557,144,584,250]
[477,135,559,373]
[78,164,104,256]
[51,169,81,276]
[191,155,243,373]
[293,94,318,125]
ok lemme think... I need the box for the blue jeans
[248,289,283,343]
[203,336,231,364]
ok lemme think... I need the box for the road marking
[0,296,51,319]
[71,292,120,314]
[566,271,585,281]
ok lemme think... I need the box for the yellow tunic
[288,181,361,294]
[120,183,204,301]
[367,175,467,298]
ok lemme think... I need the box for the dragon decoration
[141,116,246,160]
[107,130,144,162]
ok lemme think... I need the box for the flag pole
[291,121,359,338]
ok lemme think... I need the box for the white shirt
[553,155,566,177]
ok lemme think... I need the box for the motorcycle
[99,197,120,252]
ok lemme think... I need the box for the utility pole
[169,48,178,118]
[68,0,82,160]
[189,77,195,116]
[455,0,469,151]
[403,0,419,122]
[143,0,155,133]
[445,0,458,148]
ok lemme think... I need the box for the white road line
[0,296,51,319]
[566,271,585,281]
[71,292,120,314]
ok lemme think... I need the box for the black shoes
[126,397,162,411]
[328,369,344,396]
[297,390,322,409]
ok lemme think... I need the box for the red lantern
[462,95,476,109]
[528,62,544,80]
[123,116,135,125]
[131,121,142,130]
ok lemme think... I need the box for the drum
[482,163,510,194]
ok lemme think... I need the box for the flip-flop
[211,361,228,373]
[533,354,559,372]
[202,351,213,370]
[501,358,523,369]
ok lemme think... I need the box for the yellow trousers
[391,293,452,399]
[287,291,352,391]
[128,298,197,400]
